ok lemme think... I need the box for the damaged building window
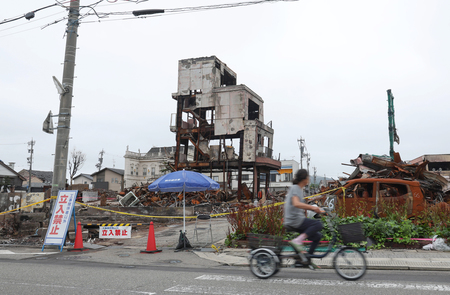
[248,99,259,120]
[206,109,214,125]
[185,95,196,108]
[429,162,450,171]
[216,61,237,87]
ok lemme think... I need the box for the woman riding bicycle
[284,169,324,260]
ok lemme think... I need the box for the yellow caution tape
[75,202,198,219]
[304,187,344,199]
[0,198,51,216]
[210,187,346,217]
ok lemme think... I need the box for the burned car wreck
[309,154,450,218]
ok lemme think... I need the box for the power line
[75,0,299,23]
[0,3,60,25]
[0,0,102,37]
[0,142,27,145]
[0,0,298,37]
[0,10,67,33]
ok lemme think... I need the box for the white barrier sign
[43,190,77,251]
[99,226,131,239]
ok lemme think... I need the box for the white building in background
[123,146,194,188]
[73,173,93,185]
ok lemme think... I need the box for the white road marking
[0,250,58,255]
[0,281,155,294]
[164,284,305,295]
[196,275,450,292]
[0,250,14,254]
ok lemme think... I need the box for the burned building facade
[170,56,281,199]
[409,154,450,181]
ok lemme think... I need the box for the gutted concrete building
[170,56,281,199]
[409,154,450,180]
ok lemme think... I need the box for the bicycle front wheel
[333,247,367,281]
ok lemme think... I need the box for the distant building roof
[146,146,193,157]
[410,154,450,164]
[0,161,26,181]
[18,169,53,184]
[74,173,93,181]
[91,168,124,176]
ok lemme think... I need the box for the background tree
[68,149,86,186]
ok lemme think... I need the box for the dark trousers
[287,218,323,255]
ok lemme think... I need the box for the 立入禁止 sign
[43,190,77,251]
[99,226,131,239]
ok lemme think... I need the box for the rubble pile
[136,188,228,207]
[0,218,19,237]
[347,154,450,203]
[111,185,288,210]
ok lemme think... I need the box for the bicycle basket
[338,222,366,244]
[247,233,285,250]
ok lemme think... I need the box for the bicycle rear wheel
[249,250,279,279]
[333,247,366,280]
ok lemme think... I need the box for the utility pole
[50,0,80,204]
[306,153,311,175]
[27,139,35,193]
[297,137,305,169]
[313,166,317,192]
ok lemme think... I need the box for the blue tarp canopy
[148,170,219,193]
[148,170,219,236]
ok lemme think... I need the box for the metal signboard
[42,190,77,252]
[99,226,132,239]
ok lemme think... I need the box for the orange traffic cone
[68,222,89,252]
[141,222,162,254]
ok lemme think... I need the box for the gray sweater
[283,184,306,228]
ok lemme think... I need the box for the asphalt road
[1,255,449,295]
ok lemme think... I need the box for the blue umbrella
[148,170,220,235]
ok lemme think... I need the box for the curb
[193,251,450,271]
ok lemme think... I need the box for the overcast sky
[1,0,449,180]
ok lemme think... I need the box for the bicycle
[247,208,367,281]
